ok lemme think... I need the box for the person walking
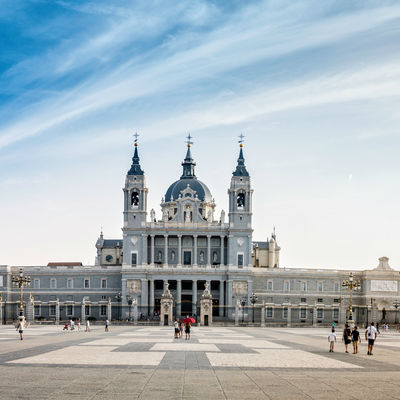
[105,319,109,332]
[366,322,377,355]
[85,319,90,332]
[174,319,179,339]
[70,319,75,331]
[16,318,24,341]
[342,323,352,353]
[77,319,81,331]
[328,328,336,352]
[179,320,183,339]
[352,326,361,354]
[185,321,191,340]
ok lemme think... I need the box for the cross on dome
[133,132,139,146]
[186,133,193,147]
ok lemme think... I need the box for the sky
[0,0,399,270]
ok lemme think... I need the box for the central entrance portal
[181,294,192,315]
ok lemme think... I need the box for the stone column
[163,279,168,291]
[287,304,291,327]
[142,234,148,265]
[235,300,239,326]
[149,279,155,316]
[260,301,265,327]
[227,280,233,318]
[0,296,3,325]
[107,298,112,321]
[193,235,198,266]
[81,299,85,323]
[55,299,60,324]
[141,279,148,316]
[339,300,347,326]
[27,294,34,323]
[177,235,182,267]
[192,280,197,317]
[176,279,182,317]
[227,235,233,266]
[313,305,317,327]
[150,235,155,265]
[206,235,211,266]
[220,236,224,265]
[133,299,138,326]
[164,235,168,267]
[219,280,224,317]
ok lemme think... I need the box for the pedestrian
[376,322,380,334]
[331,321,335,329]
[16,317,24,340]
[352,326,361,354]
[70,319,75,331]
[85,319,90,332]
[328,328,336,352]
[174,319,179,339]
[342,323,352,353]
[105,319,109,332]
[179,320,183,339]
[63,323,69,331]
[365,322,377,355]
[185,321,191,340]
[77,319,81,331]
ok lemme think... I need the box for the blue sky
[1,0,399,269]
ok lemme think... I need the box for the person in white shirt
[328,328,337,352]
[365,322,377,355]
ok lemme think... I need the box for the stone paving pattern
[1,325,400,399]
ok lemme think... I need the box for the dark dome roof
[165,178,212,202]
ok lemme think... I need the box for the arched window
[131,191,139,206]
[237,192,245,208]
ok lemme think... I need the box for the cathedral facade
[0,139,399,326]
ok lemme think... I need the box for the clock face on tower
[131,191,139,207]
[105,255,113,263]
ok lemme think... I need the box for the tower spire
[233,133,249,176]
[127,133,144,175]
[181,134,196,178]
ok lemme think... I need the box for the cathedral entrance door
[181,295,192,315]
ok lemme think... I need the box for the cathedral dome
[165,178,212,202]
[164,142,212,203]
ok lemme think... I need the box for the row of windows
[266,307,339,320]
[33,278,108,289]
[266,281,342,292]
[34,304,107,317]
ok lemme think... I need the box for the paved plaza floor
[1,325,400,399]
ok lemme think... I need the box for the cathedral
[0,137,399,326]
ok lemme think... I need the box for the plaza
[1,325,400,399]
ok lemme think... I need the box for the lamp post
[342,272,361,325]
[393,300,400,324]
[240,298,246,324]
[126,295,133,322]
[11,268,31,317]
[250,293,258,324]
[115,292,122,320]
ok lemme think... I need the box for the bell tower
[123,135,148,228]
[228,135,253,268]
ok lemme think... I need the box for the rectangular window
[101,295,107,301]
[100,305,107,316]
[34,305,41,316]
[300,298,306,303]
[50,305,56,316]
[50,279,56,289]
[317,298,323,303]
[283,281,290,292]
[34,279,40,289]
[85,305,90,316]
[67,279,73,289]
[183,251,191,265]
[301,281,307,291]
[237,254,243,267]
[334,298,340,303]
[267,281,273,291]
[318,282,323,292]
[300,308,307,319]
[66,305,73,316]
[317,309,323,319]
[266,307,273,318]
[283,307,288,319]
[334,282,340,292]
[333,309,339,320]
[84,279,90,289]
[101,279,107,289]
[131,253,137,266]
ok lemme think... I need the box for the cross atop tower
[186,133,193,147]
[133,132,139,146]
[238,133,245,147]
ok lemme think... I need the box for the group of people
[62,318,92,332]
[328,322,378,355]
[174,318,192,340]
